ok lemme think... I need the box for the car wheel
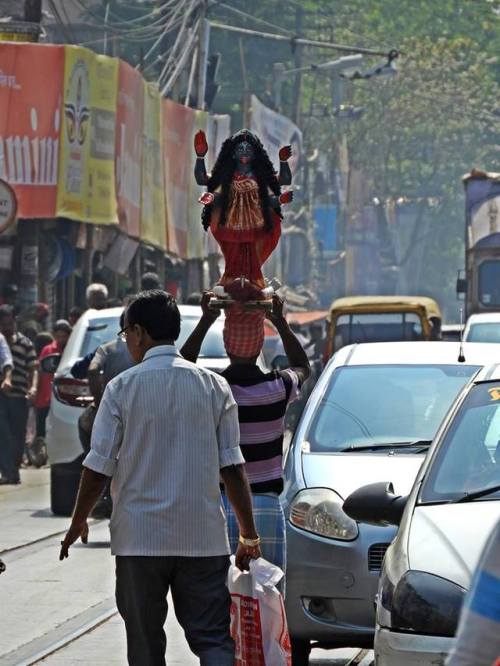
[50,457,84,516]
[291,637,311,666]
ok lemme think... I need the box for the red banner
[162,98,196,258]
[0,43,64,218]
[115,60,143,238]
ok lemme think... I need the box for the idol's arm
[194,158,209,186]
[278,160,292,186]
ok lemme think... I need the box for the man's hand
[235,541,262,572]
[59,520,89,560]
[279,190,293,205]
[27,386,37,403]
[201,291,221,323]
[266,294,286,327]
[194,130,208,157]
[279,145,292,161]
[1,377,12,393]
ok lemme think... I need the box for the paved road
[0,469,374,665]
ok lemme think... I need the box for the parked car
[281,340,500,663]
[46,305,237,515]
[344,363,500,665]
[464,311,500,343]
[441,324,462,342]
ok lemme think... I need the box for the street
[0,469,374,666]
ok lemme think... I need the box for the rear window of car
[80,315,227,359]
[81,317,121,357]
[305,364,479,453]
[466,322,500,343]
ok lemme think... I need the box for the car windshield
[81,314,226,359]
[420,382,500,503]
[334,312,423,349]
[466,323,500,343]
[305,364,479,453]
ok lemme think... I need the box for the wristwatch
[239,534,261,547]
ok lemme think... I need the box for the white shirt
[84,345,244,557]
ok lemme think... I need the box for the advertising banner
[141,83,166,249]
[250,95,302,177]
[115,60,143,238]
[162,98,195,258]
[56,46,118,225]
[0,43,63,218]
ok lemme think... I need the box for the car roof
[466,312,500,324]
[329,295,441,318]
[331,341,500,367]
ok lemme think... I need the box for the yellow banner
[141,83,166,249]
[56,46,118,224]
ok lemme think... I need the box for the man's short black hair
[141,272,161,291]
[0,304,14,319]
[125,290,180,341]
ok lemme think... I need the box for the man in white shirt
[60,290,261,666]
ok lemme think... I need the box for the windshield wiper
[339,440,432,453]
[453,483,500,503]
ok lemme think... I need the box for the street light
[272,53,364,111]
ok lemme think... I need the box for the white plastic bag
[228,556,292,666]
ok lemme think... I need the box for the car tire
[291,637,311,665]
[50,457,84,516]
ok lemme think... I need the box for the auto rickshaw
[324,295,442,360]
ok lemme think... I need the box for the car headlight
[289,488,358,540]
[390,571,466,637]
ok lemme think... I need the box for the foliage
[209,0,500,317]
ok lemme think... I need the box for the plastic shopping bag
[228,556,292,666]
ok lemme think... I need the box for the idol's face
[233,140,254,165]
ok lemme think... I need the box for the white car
[46,305,236,515]
[281,340,500,662]
[464,311,500,343]
[343,362,500,665]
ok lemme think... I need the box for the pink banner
[115,61,143,238]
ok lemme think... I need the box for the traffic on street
[1,1,499,666]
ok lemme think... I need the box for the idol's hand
[279,190,293,205]
[279,145,292,161]
[198,192,215,206]
[194,130,208,157]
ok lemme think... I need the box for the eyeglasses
[117,326,131,341]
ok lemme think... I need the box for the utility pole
[196,18,210,110]
[24,0,42,25]
[291,6,303,126]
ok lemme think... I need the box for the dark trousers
[35,406,50,438]
[0,393,28,481]
[115,555,234,666]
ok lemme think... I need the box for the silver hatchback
[281,341,499,663]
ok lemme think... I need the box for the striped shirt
[221,365,300,494]
[447,518,500,666]
[84,345,244,557]
[7,332,36,397]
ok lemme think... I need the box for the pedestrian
[0,305,37,485]
[0,330,13,391]
[34,320,72,440]
[140,272,161,291]
[86,283,109,310]
[85,311,134,519]
[60,290,261,666]
[181,292,310,572]
[68,306,83,327]
[1,283,19,313]
[18,303,50,341]
[447,518,500,665]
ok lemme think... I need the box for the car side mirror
[343,482,408,527]
[40,353,61,374]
